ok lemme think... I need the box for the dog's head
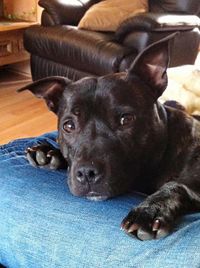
[19,34,176,200]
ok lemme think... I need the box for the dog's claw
[121,219,139,233]
[127,223,139,233]
[152,219,160,231]
[25,147,34,153]
[120,220,130,230]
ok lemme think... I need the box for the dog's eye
[120,114,135,126]
[63,119,76,133]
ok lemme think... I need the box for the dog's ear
[127,33,177,100]
[18,76,71,114]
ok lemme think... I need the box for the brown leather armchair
[24,0,200,81]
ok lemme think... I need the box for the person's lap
[0,132,200,268]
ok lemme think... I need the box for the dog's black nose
[76,165,101,184]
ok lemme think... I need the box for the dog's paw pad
[36,150,49,166]
[137,227,155,240]
[26,146,49,166]
[46,150,64,170]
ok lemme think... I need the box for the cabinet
[0,0,40,66]
[0,21,36,66]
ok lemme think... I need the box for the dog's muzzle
[67,161,112,201]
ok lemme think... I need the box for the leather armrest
[116,13,200,41]
[39,0,101,26]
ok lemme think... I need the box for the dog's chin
[86,192,109,201]
[67,177,111,201]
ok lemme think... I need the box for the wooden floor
[0,72,57,145]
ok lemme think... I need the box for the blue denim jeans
[0,132,200,268]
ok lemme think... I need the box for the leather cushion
[149,0,200,16]
[24,25,135,75]
[116,13,200,41]
[78,0,148,32]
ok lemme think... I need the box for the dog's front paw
[26,144,67,170]
[121,204,174,241]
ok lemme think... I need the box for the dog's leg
[121,179,200,241]
[26,144,67,170]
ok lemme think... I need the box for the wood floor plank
[0,80,57,145]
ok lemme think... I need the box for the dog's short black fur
[19,34,200,240]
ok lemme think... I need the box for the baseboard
[7,60,31,78]
[0,63,31,86]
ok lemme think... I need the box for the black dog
[19,34,200,241]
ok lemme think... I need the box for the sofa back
[149,0,200,16]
